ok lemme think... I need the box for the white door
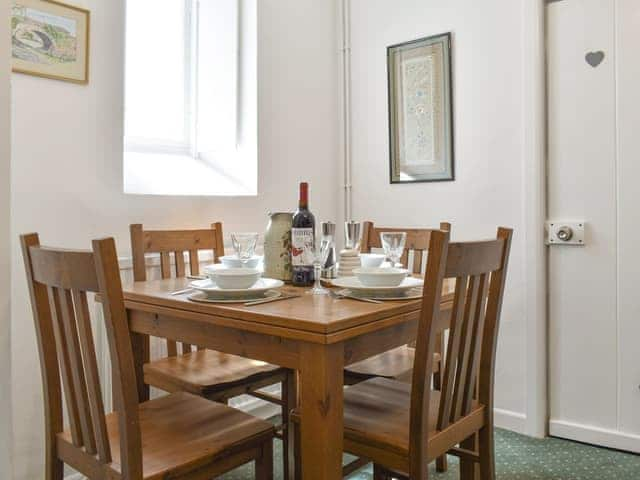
[547,0,640,452]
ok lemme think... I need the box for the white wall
[10,0,340,477]
[1,0,14,477]
[348,0,527,425]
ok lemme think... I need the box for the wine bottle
[291,182,315,286]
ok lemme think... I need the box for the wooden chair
[130,223,296,478]
[345,221,451,384]
[344,221,452,473]
[21,233,275,480]
[342,227,513,480]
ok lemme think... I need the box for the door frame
[522,0,548,439]
[0,0,13,474]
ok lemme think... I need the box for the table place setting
[166,184,425,306]
[175,231,294,305]
[328,228,426,302]
[168,211,427,306]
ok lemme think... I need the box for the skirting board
[494,408,527,434]
[550,419,640,454]
[65,474,85,480]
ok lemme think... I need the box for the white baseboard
[65,473,85,480]
[494,408,527,434]
[550,419,640,454]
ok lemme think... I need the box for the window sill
[123,150,257,197]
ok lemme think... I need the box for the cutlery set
[170,286,384,305]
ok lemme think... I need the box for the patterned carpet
[220,429,640,480]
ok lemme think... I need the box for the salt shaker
[321,222,337,279]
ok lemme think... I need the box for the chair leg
[432,344,448,473]
[478,425,495,480]
[46,455,64,480]
[373,464,388,480]
[459,433,478,480]
[256,440,274,480]
[282,370,298,480]
[293,420,302,480]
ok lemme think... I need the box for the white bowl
[208,268,261,289]
[352,267,410,287]
[360,253,386,268]
[220,255,261,269]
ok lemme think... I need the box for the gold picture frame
[11,0,90,84]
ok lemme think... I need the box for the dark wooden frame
[388,32,455,184]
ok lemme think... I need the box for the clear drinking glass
[231,232,259,267]
[304,238,332,295]
[380,232,407,267]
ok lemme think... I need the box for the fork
[244,294,301,306]
[328,289,383,304]
[170,288,194,296]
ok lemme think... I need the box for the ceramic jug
[264,212,293,282]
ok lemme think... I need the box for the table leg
[129,329,150,402]
[299,342,344,480]
[283,370,298,480]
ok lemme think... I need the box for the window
[125,1,191,149]
[124,0,257,196]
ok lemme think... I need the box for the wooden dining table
[121,277,454,480]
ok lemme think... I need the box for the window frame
[123,0,240,160]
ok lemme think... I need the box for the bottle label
[291,228,314,266]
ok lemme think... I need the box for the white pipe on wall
[341,0,353,222]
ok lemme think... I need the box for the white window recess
[124,0,257,196]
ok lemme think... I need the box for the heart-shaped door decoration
[585,51,605,68]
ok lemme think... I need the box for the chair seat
[143,349,284,398]
[345,346,441,382]
[58,392,275,480]
[342,377,482,457]
[343,377,437,455]
[290,377,443,455]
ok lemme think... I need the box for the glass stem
[314,263,322,289]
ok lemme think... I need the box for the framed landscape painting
[11,0,90,84]
[388,33,454,183]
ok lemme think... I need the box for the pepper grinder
[321,222,337,279]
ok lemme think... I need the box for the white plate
[189,277,284,299]
[188,290,281,304]
[331,276,423,296]
[337,287,423,301]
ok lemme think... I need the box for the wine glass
[380,232,407,268]
[304,238,332,295]
[231,233,259,268]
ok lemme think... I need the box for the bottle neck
[298,183,309,210]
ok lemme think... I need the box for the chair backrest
[360,221,452,274]
[408,227,513,476]
[21,234,143,479]
[130,223,225,356]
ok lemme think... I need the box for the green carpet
[220,429,640,480]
